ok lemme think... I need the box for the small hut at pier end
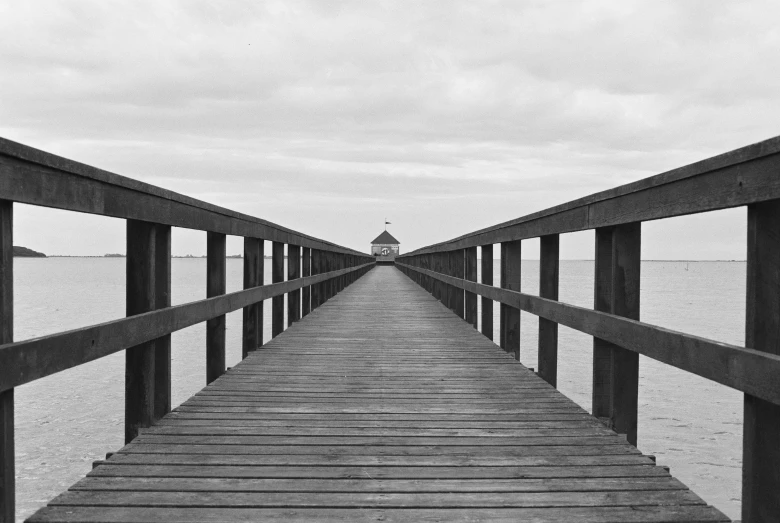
[371,230,400,264]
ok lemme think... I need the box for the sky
[1,0,778,258]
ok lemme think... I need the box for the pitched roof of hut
[371,231,400,245]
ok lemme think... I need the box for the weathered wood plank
[302,247,311,316]
[242,237,263,358]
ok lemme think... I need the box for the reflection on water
[14,258,743,520]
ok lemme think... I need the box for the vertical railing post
[242,237,263,358]
[593,224,640,445]
[538,234,559,387]
[465,247,477,328]
[455,249,465,318]
[742,200,780,523]
[206,232,226,384]
[272,241,284,337]
[0,200,13,523]
[302,247,311,317]
[153,225,171,421]
[311,249,321,310]
[125,219,157,444]
[288,244,301,326]
[500,240,521,360]
[481,244,493,341]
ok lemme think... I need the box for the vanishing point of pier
[3,136,780,521]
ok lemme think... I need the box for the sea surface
[13,258,743,521]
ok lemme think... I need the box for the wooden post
[206,232,226,384]
[288,244,300,326]
[592,227,613,421]
[455,249,465,319]
[311,249,321,310]
[272,242,284,337]
[481,244,493,340]
[302,247,311,317]
[593,224,640,446]
[242,237,263,358]
[501,240,521,360]
[743,200,780,523]
[538,234,559,387]
[153,225,171,421]
[465,247,477,328]
[125,219,157,444]
[0,200,13,523]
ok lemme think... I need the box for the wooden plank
[27,505,730,523]
[480,244,493,341]
[538,234,558,387]
[501,241,521,360]
[206,232,226,384]
[302,247,311,317]
[153,224,171,420]
[0,138,367,256]
[242,238,263,358]
[454,250,465,318]
[288,245,300,326]
[272,242,284,338]
[742,199,780,523]
[0,198,11,523]
[398,264,780,405]
[464,247,477,329]
[125,219,157,444]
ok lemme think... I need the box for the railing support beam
[242,237,263,358]
[481,245,493,341]
[206,232,226,384]
[538,234,559,387]
[125,219,158,443]
[288,244,301,326]
[0,200,12,523]
[465,247,477,328]
[743,199,780,523]
[302,247,311,316]
[272,242,284,337]
[501,240,521,360]
[153,224,171,421]
[593,223,640,446]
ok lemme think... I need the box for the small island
[13,246,46,257]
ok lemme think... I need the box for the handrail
[0,137,362,254]
[403,135,780,254]
[396,134,780,523]
[0,137,376,522]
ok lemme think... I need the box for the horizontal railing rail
[396,134,780,523]
[0,137,375,523]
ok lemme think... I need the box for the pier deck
[29,267,727,522]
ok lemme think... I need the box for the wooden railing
[0,137,375,522]
[397,135,780,523]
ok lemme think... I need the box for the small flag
[385,221,391,224]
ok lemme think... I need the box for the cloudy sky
[1,0,777,258]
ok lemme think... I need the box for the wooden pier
[4,136,780,521]
[28,267,726,522]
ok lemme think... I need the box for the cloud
[1,0,777,255]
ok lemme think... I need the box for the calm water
[13,258,743,521]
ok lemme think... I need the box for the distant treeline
[13,246,46,257]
